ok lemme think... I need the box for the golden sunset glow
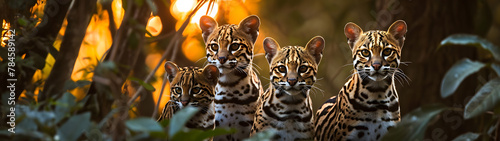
[112,0,125,28]
[182,36,206,62]
[145,53,170,111]
[2,20,11,47]
[146,16,163,37]
[173,0,197,13]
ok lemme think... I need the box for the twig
[127,0,209,106]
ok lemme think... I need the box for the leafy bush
[382,34,500,141]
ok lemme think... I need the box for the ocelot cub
[251,36,325,140]
[157,62,219,130]
[314,20,407,141]
[199,15,264,140]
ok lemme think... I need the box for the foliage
[383,34,500,140]
[1,92,273,141]
[382,104,449,141]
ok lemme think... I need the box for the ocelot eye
[211,44,219,51]
[174,87,182,94]
[361,49,370,57]
[191,87,201,94]
[230,43,240,51]
[382,49,392,56]
[298,65,308,73]
[277,66,287,73]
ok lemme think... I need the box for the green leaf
[169,106,199,137]
[126,117,163,132]
[129,77,156,91]
[381,104,448,141]
[491,63,500,76]
[464,78,500,119]
[439,34,500,61]
[54,92,77,122]
[57,112,91,141]
[452,132,480,141]
[18,105,57,127]
[441,59,486,98]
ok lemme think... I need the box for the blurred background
[2,0,500,140]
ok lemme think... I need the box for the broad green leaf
[464,78,500,119]
[243,129,277,141]
[169,106,199,137]
[441,59,486,98]
[18,105,57,127]
[54,92,77,122]
[129,77,156,91]
[452,132,480,141]
[381,104,448,141]
[126,117,163,132]
[57,112,91,141]
[15,116,49,140]
[491,63,500,76]
[439,34,500,61]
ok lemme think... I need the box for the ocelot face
[344,20,407,81]
[164,62,219,108]
[199,15,260,74]
[263,36,325,95]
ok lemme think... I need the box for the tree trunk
[40,0,97,101]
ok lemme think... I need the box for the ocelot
[199,15,264,140]
[157,62,219,130]
[251,36,325,141]
[314,20,408,141]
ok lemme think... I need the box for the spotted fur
[200,15,263,140]
[314,20,407,141]
[250,36,325,140]
[157,62,219,130]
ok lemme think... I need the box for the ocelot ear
[238,15,260,44]
[387,20,407,47]
[202,65,220,86]
[263,37,280,64]
[199,16,218,43]
[305,36,325,64]
[164,61,180,82]
[344,22,363,50]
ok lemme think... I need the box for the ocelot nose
[218,56,227,64]
[372,62,381,71]
[181,100,189,106]
[287,78,298,86]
